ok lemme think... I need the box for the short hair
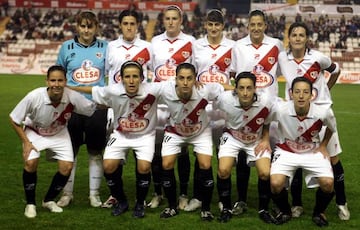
[47,65,66,79]
[118,10,139,23]
[175,63,196,77]
[248,9,266,22]
[234,71,257,88]
[120,60,144,81]
[291,77,313,92]
[76,11,99,27]
[206,9,224,24]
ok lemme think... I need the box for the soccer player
[69,61,163,218]
[56,11,108,208]
[102,9,153,209]
[229,9,284,222]
[149,5,196,210]
[216,72,274,223]
[159,63,232,221]
[187,8,235,212]
[278,21,349,220]
[9,65,96,218]
[270,77,335,227]
[106,10,152,85]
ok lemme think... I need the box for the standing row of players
[10,5,349,227]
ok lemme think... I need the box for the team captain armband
[326,62,340,75]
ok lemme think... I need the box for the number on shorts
[107,137,116,147]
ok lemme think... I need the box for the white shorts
[271,148,334,188]
[104,130,155,163]
[161,127,213,156]
[319,126,342,157]
[25,127,74,162]
[218,132,271,166]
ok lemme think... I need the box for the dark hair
[234,71,256,88]
[248,10,266,23]
[291,77,313,92]
[47,65,66,79]
[76,11,98,27]
[234,71,257,101]
[120,60,144,80]
[118,10,139,23]
[206,9,224,24]
[175,63,196,76]
[287,22,311,54]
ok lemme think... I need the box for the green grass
[0,75,359,229]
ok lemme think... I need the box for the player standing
[101,9,153,209]
[186,8,235,212]
[149,5,196,210]
[229,9,284,223]
[56,11,108,208]
[278,21,349,220]
[10,65,96,218]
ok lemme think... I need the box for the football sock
[236,150,250,202]
[178,146,190,196]
[199,167,214,211]
[44,172,70,202]
[23,169,37,205]
[272,188,291,214]
[258,178,271,211]
[217,175,231,210]
[192,158,201,200]
[136,172,151,204]
[332,161,346,205]
[290,168,303,206]
[313,188,335,215]
[89,154,103,196]
[152,144,163,195]
[104,165,126,202]
[162,168,177,209]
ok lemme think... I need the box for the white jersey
[272,101,337,154]
[230,34,284,98]
[192,35,235,84]
[160,81,224,138]
[92,83,165,136]
[151,31,195,82]
[216,91,273,146]
[106,36,152,85]
[279,49,333,104]
[10,87,96,136]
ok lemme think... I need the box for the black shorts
[68,109,107,154]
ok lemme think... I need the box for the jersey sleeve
[323,106,337,133]
[9,92,33,125]
[68,89,96,116]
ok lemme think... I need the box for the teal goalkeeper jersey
[57,37,108,99]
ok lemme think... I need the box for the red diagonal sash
[132,48,151,65]
[213,49,232,72]
[131,94,156,118]
[257,46,279,72]
[170,41,192,65]
[302,62,321,83]
[244,107,270,132]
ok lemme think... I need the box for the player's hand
[23,141,37,162]
[254,140,271,157]
[314,145,330,159]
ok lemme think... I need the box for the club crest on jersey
[309,71,319,79]
[136,58,145,65]
[182,51,190,59]
[73,60,100,84]
[224,57,231,66]
[118,117,149,132]
[268,57,275,65]
[96,52,103,59]
[256,118,265,125]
